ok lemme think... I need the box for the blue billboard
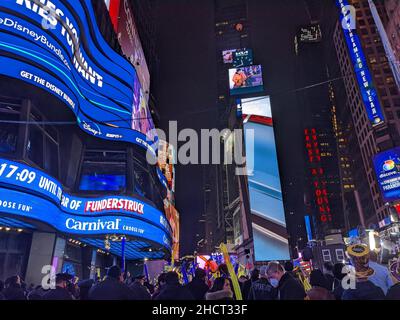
[0,0,157,154]
[336,0,385,127]
[373,147,400,202]
[0,158,172,239]
[0,187,171,251]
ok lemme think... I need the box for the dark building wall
[153,0,218,256]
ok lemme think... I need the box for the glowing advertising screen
[0,0,157,155]
[297,24,322,43]
[336,0,385,127]
[158,140,175,192]
[229,65,263,96]
[222,49,236,64]
[232,48,253,67]
[241,96,290,261]
[164,202,179,260]
[0,158,172,250]
[373,147,400,202]
[116,0,150,97]
[196,254,238,270]
[131,76,156,142]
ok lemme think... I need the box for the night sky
[152,0,322,255]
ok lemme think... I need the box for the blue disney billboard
[0,158,172,251]
[373,147,400,202]
[0,0,157,154]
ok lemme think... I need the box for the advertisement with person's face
[229,65,263,95]
[241,96,290,261]
[222,49,236,64]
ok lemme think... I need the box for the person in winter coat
[241,268,259,301]
[386,282,400,300]
[306,270,335,300]
[152,273,167,300]
[4,275,26,300]
[332,262,346,300]
[342,244,385,300]
[205,277,234,301]
[323,262,335,291]
[27,285,43,300]
[129,275,151,300]
[77,279,94,300]
[42,273,73,300]
[266,261,306,300]
[154,271,194,300]
[248,265,277,300]
[88,265,139,300]
[186,268,209,300]
[368,250,393,295]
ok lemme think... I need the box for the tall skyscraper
[333,0,400,227]
[201,0,253,260]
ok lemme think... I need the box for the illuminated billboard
[374,147,400,202]
[116,0,151,98]
[0,0,157,154]
[232,48,253,67]
[164,202,180,260]
[336,0,385,127]
[0,158,172,252]
[222,49,236,64]
[241,96,290,261]
[229,65,263,96]
[222,48,253,67]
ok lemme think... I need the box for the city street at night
[0,0,400,313]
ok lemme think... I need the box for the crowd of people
[0,244,399,300]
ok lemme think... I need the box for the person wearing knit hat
[342,244,386,300]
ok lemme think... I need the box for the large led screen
[229,65,263,96]
[374,147,400,202]
[241,96,290,261]
[0,0,157,154]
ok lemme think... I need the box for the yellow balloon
[220,243,243,300]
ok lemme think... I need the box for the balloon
[220,243,243,300]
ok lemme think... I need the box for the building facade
[384,0,400,64]
[333,0,400,228]
[0,0,172,284]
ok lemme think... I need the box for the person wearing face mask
[247,265,277,300]
[266,261,306,300]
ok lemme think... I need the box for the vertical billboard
[110,0,155,141]
[241,96,290,261]
[164,202,180,260]
[116,0,150,96]
[336,0,385,127]
[373,147,400,202]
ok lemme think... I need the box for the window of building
[27,107,60,178]
[132,153,153,199]
[336,249,345,261]
[0,99,21,155]
[322,249,332,262]
[78,150,127,192]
